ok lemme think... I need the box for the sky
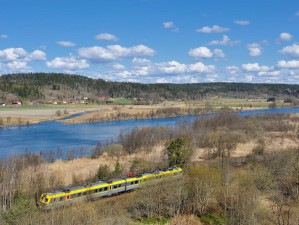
[0,0,299,84]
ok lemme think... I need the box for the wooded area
[0,73,298,102]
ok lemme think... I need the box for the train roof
[44,167,182,196]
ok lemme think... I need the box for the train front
[36,193,51,210]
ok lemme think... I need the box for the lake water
[0,107,298,159]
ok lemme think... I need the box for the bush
[96,165,111,180]
[56,110,62,116]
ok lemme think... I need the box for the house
[0,102,6,107]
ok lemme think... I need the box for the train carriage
[37,167,182,210]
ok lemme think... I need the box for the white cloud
[0,48,28,61]
[187,62,215,73]
[196,25,229,33]
[188,47,213,59]
[29,50,47,61]
[163,21,174,29]
[0,61,32,74]
[78,45,155,63]
[0,48,46,74]
[156,78,168,83]
[112,64,125,70]
[246,75,254,82]
[234,20,250,25]
[277,60,299,68]
[155,61,187,74]
[242,63,271,72]
[247,43,263,56]
[279,33,293,42]
[95,33,118,42]
[258,71,281,77]
[152,61,215,75]
[132,57,151,66]
[7,61,31,71]
[225,66,240,75]
[209,35,239,46]
[280,44,299,57]
[104,59,216,83]
[78,46,116,62]
[57,41,76,47]
[0,48,46,62]
[163,21,179,32]
[46,56,89,70]
[0,35,8,39]
[213,49,225,58]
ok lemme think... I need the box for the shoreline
[0,101,297,127]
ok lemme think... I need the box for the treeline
[0,73,299,102]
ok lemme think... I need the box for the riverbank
[0,98,295,127]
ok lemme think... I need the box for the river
[0,107,298,159]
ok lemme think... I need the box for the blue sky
[0,0,299,84]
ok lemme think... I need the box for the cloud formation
[78,45,155,62]
[247,43,263,56]
[278,33,293,42]
[163,21,179,32]
[0,35,8,39]
[163,21,174,29]
[46,56,89,70]
[279,44,299,57]
[102,58,216,83]
[209,35,239,46]
[234,20,250,25]
[196,25,229,33]
[56,41,76,47]
[242,63,271,72]
[95,33,118,42]
[213,49,225,58]
[188,47,213,59]
[277,60,299,68]
[0,48,46,62]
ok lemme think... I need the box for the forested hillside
[0,73,298,102]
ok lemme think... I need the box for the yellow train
[37,167,183,210]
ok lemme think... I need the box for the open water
[0,107,298,159]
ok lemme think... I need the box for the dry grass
[47,144,166,186]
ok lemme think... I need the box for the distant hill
[0,73,298,103]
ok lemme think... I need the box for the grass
[200,213,226,225]
[109,98,133,104]
[139,216,169,225]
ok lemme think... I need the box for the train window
[45,198,48,202]
[135,180,138,184]
[78,193,82,197]
[118,184,121,188]
[104,187,108,191]
[71,194,77,198]
[131,182,134,185]
[94,189,98,193]
[83,192,86,196]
